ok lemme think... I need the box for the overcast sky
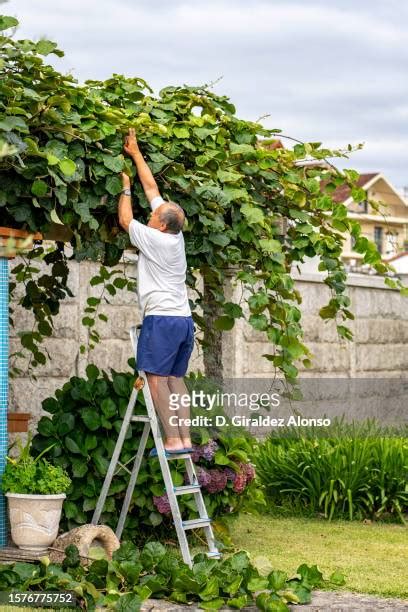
[5,0,408,190]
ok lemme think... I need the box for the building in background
[295,171,408,276]
[332,172,408,269]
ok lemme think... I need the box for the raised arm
[124,127,161,205]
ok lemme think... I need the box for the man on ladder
[118,128,193,454]
[92,128,220,566]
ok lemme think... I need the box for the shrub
[256,423,408,523]
[31,363,263,540]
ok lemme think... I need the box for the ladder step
[131,415,150,422]
[167,452,192,460]
[207,551,222,559]
[173,484,201,495]
[182,517,211,530]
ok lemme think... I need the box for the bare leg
[168,376,191,448]
[146,373,184,450]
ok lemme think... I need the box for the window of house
[374,226,383,253]
[385,232,398,256]
[358,199,368,213]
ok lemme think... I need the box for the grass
[230,513,408,600]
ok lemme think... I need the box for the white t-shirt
[129,196,191,318]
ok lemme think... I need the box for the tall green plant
[256,432,408,522]
[1,15,406,381]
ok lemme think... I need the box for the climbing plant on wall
[1,14,405,381]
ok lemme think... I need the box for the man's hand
[124,127,139,157]
[121,172,131,189]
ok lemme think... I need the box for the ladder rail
[116,420,150,540]
[91,383,140,525]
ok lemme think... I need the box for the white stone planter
[6,493,66,552]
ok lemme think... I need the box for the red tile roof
[327,173,379,203]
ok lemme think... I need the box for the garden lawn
[231,513,408,599]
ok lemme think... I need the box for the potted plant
[1,435,71,552]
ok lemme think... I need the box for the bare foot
[164,438,185,451]
[181,438,192,448]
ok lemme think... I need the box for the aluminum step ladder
[91,324,221,567]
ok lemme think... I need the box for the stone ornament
[49,524,120,566]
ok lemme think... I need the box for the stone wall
[7,255,408,431]
[222,269,408,378]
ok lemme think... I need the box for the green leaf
[241,203,264,225]
[42,397,60,414]
[101,397,117,418]
[329,570,346,586]
[106,175,123,195]
[102,154,124,172]
[230,142,254,155]
[198,575,220,601]
[140,542,166,569]
[113,374,130,397]
[115,593,142,612]
[173,126,190,139]
[65,436,82,454]
[268,570,288,591]
[259,239,282,253]
[113,541,140,564]
[71,457,88,478]
[81,408,101,431]
[209,233,230,247]
[37,417,54,437]
[31,180,48,197]
[119,561,143,584]
[36,39,58,55]
[256,593,289,611]
[0,15,19,31]
[64,500,78,519]
[0,116,28,132]
[59,158,76,176]
[213,316,235,331]
[56,413,75,436]
[216,169,241,183]
[229,550,251,572]
[46,153,60,166]
[86,364,100,380]
[247,575,269,591]
[249,314,268,331]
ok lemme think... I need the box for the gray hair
[158,202,185,234]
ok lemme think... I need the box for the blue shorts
[136,315,194,377]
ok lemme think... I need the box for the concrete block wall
[222,270,408,379]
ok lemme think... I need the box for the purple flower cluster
[152,459,256,511]
[201,439,219,461]
[205,469,228,493]
[153,493,171,515]
[242,462,256,483]
[191,439,219,462]
[224,467,237,482]
[184,466,212,488]
[232,472,247,494]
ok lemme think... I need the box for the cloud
[5,0,408,187]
